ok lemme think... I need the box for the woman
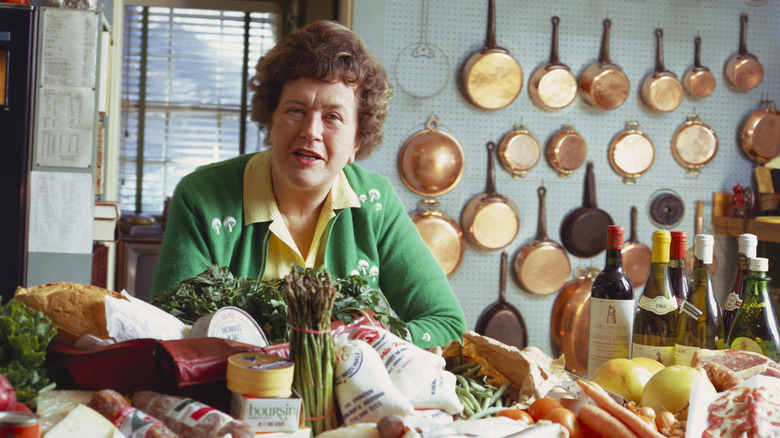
[151,20,466,348]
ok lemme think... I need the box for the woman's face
[268,77,360,200]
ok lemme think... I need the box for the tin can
[0,412,41,438]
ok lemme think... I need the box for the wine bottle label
[724,292,743,312]
[637,295,679,315]
[681,300,704,319]
[587,297,634,380]
[729,337,764,355]
[632,344,675,366]
[675,343,699,367]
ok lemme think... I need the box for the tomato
[544,408,584,438]
[527,397,563,421]
[496,408,534,424]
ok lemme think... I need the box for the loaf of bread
[13,282,125,346]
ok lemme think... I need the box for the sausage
[131,391,253,438]
[88,389,179,437]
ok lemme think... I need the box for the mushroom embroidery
[223,216,237,232]
[359,189,383,212]
[211,218,222,235]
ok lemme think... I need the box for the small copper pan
[607,121,655,184]
[671,113,719,176]
[411,199,465,277]
[546,125,588,177]
[512,186,571,296]
[641,28,683,112]
[579,18,630,111]
[683,36,716,99]
[724,13,763,92]
[686,200,718,276]
[497,123,541,178]
[621,206,651,289]
[398,115,465,197]
[740,100,780,164]
[528,15,577,111]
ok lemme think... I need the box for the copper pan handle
[629,205,639,242]
[599,18,613,64]
[654,28,666,73]
[549,16,561,65]
[536,186,549,240]
[486,141,498,196]
[739,12,749,56]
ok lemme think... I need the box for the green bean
[467,406,506,420]
[468,379,488,393]
[461,363,482,378]
[486,381,513,407]
[450,361,480,374]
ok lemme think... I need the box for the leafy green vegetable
[151,264,410,344]
[0,299,58,406]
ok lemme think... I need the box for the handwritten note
[28,171,93,255]
[36,87,96,168]
[39,8,98,88]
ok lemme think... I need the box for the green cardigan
[151,153,467,348]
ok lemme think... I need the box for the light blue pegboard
[353,0,780,355]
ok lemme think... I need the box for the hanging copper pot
[546,125,588,177]
[607,121,655,184]
[579,18,630,111]
[682,36,716,99]
[641,28,683,112]
[411,199,465,277]
[724,12,763,92]
[398,115,465,197]
[497,123,541,178]
[671,113,719,176]
[528,15,577,111]
[550,267,599,376]
[622,206,651,289]
[740,100,780,164]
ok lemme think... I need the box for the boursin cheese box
[230,390,304,433]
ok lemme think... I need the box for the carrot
[577,379,665,438]
[578,404,640,438]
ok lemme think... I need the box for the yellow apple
[593,358,653,404]
[640,365,712,420]
[631,357,666,375]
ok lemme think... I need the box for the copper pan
[411,199,465,277]
[724,13,763,92]
[683,36,716,99]
[740,100,780,164]
[579,18,630,111]
[641,28,683,113]
[671,113,719,176]
[497,123,541,178]
[475,251,528,349]
[398,115,465,197]
[460,141,520,251]
[686,200,718,276]
[460,0,523,110]
[607,120,655,184]
[550,267,598,376]
[528,15,577,111]
[512,186,571,296]
[546,125,587,177]
[621,206,651,289]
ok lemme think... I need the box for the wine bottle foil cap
[738,233,758,258]
[651,230,671,263]
[670,231,687,258]
[694,234,714,264]
[750,257,768,272]
[606,225,625,249]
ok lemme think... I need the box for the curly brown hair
[249,20,391,160]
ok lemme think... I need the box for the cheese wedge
[44,404,123,438]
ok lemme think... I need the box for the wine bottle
[632,230,678,366]
[722,234,758,335]
[675,234,725,367]
[726,257,780,361]
[588,225,634,379]
[668,231,689,309]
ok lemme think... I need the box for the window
[119,5,279,215]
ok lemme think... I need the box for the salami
[88,389,179,438]
[703,385,780,438]
[131,391,253,438]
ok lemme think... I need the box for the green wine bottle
[725,257,780,362]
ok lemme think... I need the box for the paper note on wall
[35,87,96,168]
[28,171,93,254]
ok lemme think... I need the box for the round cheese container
[190,306,268,347]
[227,353,294,397]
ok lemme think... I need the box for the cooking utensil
[682,36,716,99]
[393,0,450,99]
[671,113,719,176]
[411,199,465,277]
[497,123,541,178]
[546,125,588,177]
[512,186,571,295]
[607,121,655,184]
[621,206,652,289]
[579,18,630,110]
[560,161,614,259]
[528,15,577,111]
[461,141,520,251]
[686,200,718,276]
[724,12,763,92]
[460,0,523,110]
[475,251,528,350]
[641,28,683,112]
[648,188,685,229]
[740,100,780,164]
[398,115,465,197]
[550,267,598,375]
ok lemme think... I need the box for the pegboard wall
[351,0,780,355]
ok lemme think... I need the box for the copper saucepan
[740,100,780,164]
[622,206,651,289]
[460,0,523,110]
[671,113,719,176]
[579,18,630,111]
[529,15,577,111]
[411,199,465,277]
[546,125,587,177]
[683,36,716,99]
[641,28,683,113]
[607,120,655,184]
[398,115,465,197]
[512,186,571,296]
[461,141,520,251]
[475,251,528,350]
[497,123,541,178]
[724,12,763,92]
[550,267,599,376]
